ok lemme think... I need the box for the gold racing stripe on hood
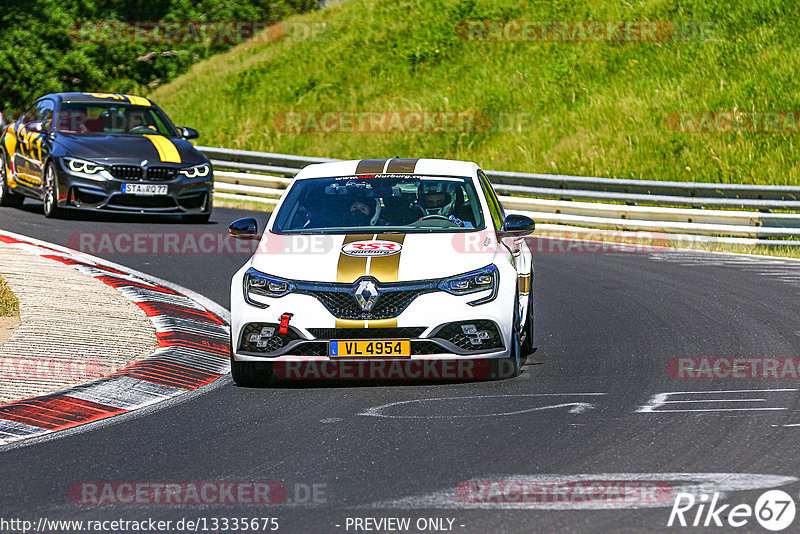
[334,234,406,329]
[336,234,370,328]
[336,234,371,283]
[363,234,406,328]
[355,159,388,174]
[144,134,182,163]
[368,234,406,282]
[385,159,419,173]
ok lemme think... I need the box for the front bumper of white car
[230,266,515,363]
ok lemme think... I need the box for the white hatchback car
[228,158,534,384]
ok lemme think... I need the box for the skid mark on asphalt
[649,250,800,289]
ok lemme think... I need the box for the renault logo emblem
[354,280,379,312]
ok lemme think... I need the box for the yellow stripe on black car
[83,93,151,106]
[125,95,151,106]
[144,134,182,163]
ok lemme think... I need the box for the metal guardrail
[198,146,800,243]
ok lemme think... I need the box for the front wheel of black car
[43,161,62,218]
[0,150,24,208]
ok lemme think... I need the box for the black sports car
[0,92,213,223]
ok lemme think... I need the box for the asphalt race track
[2,201,800,533]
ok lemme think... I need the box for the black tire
[182,212,211,224]
[230,353,273,386]
[0,150,24,208]
[495,302,522,379]
[43,161,62,218]
[521,290,535,357]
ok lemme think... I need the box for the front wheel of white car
[231,356,273,386]
[521,291,534,358]
[495,303,522,379]
[230,338,273,386]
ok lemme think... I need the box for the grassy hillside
[152,0,800,185]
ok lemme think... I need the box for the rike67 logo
[668,490,796,531]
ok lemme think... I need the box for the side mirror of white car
[499,214,535,237]
[229,218,261,240]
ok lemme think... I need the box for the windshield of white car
[272,174,487,234]
[54,103,176,136]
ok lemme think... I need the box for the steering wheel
[419,214,452,222]
[129,126,155,134]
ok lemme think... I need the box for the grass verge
[0,275,19,317]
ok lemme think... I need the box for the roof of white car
[295,158,480,180]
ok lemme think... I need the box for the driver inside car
[343,196,384,227]
[416,182,473,227]
[126,111,157,133]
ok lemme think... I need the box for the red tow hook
[279,313,293,334]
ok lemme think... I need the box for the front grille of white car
[295,278,438,320]
[307,327,427,339]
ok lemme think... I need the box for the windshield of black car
[272,174,487,234]
[55,103,176,136]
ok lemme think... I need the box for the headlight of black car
[65,157,106,175]
[438,264,499,306]
[179,163,210,179]
[244,268,296,307]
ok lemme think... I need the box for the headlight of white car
[65,157,106,174]
[438,264,499,306]
[179,163,210,178]
[244,268,296,307]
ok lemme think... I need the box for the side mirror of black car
[499,214,536,237]
[179,126,199,140]
[25,121,46,133]
[229,218,260,240]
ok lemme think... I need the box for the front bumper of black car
[53,158,213,214]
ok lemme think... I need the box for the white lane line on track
[367,473,799,510]
[359,393,606,419]
[637,389,799,413]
